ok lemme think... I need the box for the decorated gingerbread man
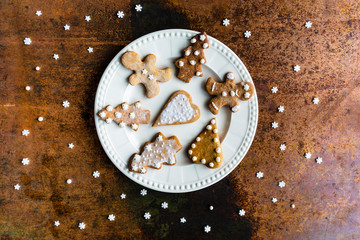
[121,51,172,98]
[205,72,255,115]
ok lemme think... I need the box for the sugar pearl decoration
[196,71,202,76]
[185,50,191,56]
[189,60,196,65]
[194,50,200,56]
[38,117,43,122]
[211,119,216,124]
[188,150,193,154]
[135,102,141,108]
[66,179,72,184]
[203,43,209,48]
[179,61,184,67]
[192,156,197,161]
[25,86,31,91]
[191,38,196,43]
[230,91,235,96]
[206,125,212,130]
[215,147,221,153]
[216,157,221,162]
[213,138,219,142]
[201,159,206,164]
[221,91,227,96]
[122,103,128,110]
[196,137,201,142]
[227,72,235,79]
[213,129,218,133]
[106,105,113,111]
[191,143,196,148]
[209,205,214,210]
[209,162,214,168]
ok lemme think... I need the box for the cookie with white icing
[188,118,223,168]
[153,90,200,127]
[129,132,182,174]
[97,101,150,131]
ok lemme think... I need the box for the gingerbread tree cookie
[206,72,255,115]
[188,118,223,168]
[129,132,182,174]
[121,51,172,98]
[174,32,209,83]
[153,90,200,127]
[97,101,150,131]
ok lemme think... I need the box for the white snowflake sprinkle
[204,225,211,233]
[315,157,323,164]
[140,189,147,196]
[304,152,311,159]
[135,4,142,12]
[22,158,30,165]
[78,222,86,229]
[24,38,32,45]
[161,202,168,209]
[279,144,286,151]
[38,117,43,122]
[278,181,286,188]
[92,171,100,178]
[244,30,251,38]
[14,184,20,190]
[294,65,301,72]
[271,198,278,203]
[35,11,42,16]
[62,100,70,108]
[68,143,74,149]
[278,106,285,112]
[180,217,186,223]
[291,204,295,208]
[35,66,40,71]
[144,212,151,220]
[117,11,125,18]
[120,193,126,199]
[271,86,278,93]
[271,122,279,129]
[25,86,31,91]
[54,220,60,227]
[85,15,91,22]
[108,214,115,221]
[312,98,320,104]
[64,24,70,30]
[87,47,93,53]
[239,209,246,216]
[222,18,230,26]
[66,179,72,184]
[53,54,59,60]
[148,74,154,80]
[305,21,312,28]
[22,129,30,136]
[256,171,264,179]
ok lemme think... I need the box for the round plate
[94,29,258,193]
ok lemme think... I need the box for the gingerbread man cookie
[188,118,223,168]
[97,101,150,131]
[206,72,255,115]
[174,32,209,83]
[121,51,172,98]
[129,132,182,174]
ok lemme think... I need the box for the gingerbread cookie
[121,51,172,98]
[188,118,223,168]
[153,90,200,127]
[206,72,254,115]
[129,132,182,174]
[97,101,150,131]
[174,32,209,83]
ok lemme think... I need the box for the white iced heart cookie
[153,90,200,127]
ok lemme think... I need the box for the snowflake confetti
[35,66,40,71]
[278,106,285,112]
[161,202,168,209]
[144,212,151,220]
[87,47,93,53]
[22,158,30,165]
[305,21,312,28]
[204,225,211,233]
[271,198,278,203]
[312,98,320,104]
[120,193,126,199]
[294,65,301,72]
[14,184,20,190]
[315,157,323,164]
[24,38,32,45]
[256,171,264,179]
[22,129,30,136]
[180,217,186,223]
[244,30,251,38]
[62,100,70,108]
[222,18,230,26]
[271,122,279,129]
[278,181,286,188]
[140,189,147,196]
[25,86,31,91]
[108,214,115,221]
[68,143,74,149]
[271,86,278,93]
[64,24,70,30]
[78,222,86,230]
[85,15,91,22]
[279,144,286,151]
[54,221,60,227]
[92,171,100,178]
[35,11,42,16]
[53,54,59,60]
[38,116,44,122]
[304,152,311,159]
[117,11,125,18]
[239,209,246,216]
[135,4,142,12]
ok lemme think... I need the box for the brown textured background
[1,0,360,239]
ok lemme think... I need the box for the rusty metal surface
[1,0,360,239]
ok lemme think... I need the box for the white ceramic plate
[94,29,258,193]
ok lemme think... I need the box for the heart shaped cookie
[153,90,200,127]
